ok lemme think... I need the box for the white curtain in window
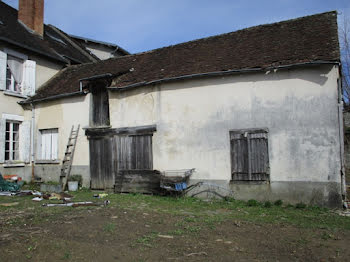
[7,55,23,84]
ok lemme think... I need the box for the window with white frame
[5,121,20,161]
[6,55,24,93]
[40,129,58,160]
[0,49,36,97]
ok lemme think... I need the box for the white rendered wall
[109,65,341,184]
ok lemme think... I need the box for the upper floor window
[0,49,36,97]
[6,55,24,93]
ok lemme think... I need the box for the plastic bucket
[68,181,78,191]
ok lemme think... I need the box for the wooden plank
[85,125,157,138]
[114,170,160,194]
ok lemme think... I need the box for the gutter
[0,36,68,63]
[337,69,347,204]
[31,103,35,182]
[19,91,85,105]
[108,60,340,91]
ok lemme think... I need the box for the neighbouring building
[70,35,130,60]
[0,0,127,181]
[6,11,347,207]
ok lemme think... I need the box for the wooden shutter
[116,134,153,170]
[0,51,7,91]
[230,130,269,181]
[51,130,58,160]
[41,129,58,160]
[230,132,249,180]
[249,132,269,180]
[19,120,31,163]
[22,60,36,96]
[131,135,153,169]
[0,118,5,163]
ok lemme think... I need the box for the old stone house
[3,10,347,207]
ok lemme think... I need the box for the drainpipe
[337,71,346,202]
[31,103,35,182]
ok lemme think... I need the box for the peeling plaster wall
[109,65,342,206]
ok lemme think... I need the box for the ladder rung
[61,125,79,191]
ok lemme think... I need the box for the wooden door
[89,136,116,189]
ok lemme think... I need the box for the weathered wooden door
[89,136,116,189]
[86,125,156,190]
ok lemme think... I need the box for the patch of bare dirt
[0,207,349,261]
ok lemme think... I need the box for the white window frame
[5,121,20,161]
[3,49,28,95]
[39,128,59,161]
[6,63,20,92]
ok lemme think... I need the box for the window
[6,55,24,93]
[230,129,269,181]
[0,49,36,97]
[40,129,58,160]
[5,121,20,161]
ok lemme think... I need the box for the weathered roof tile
[29,11,340,102]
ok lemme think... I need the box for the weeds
[295,202,307,209]
[264,201,272,208]
[136,232,158,247]
[103,223,116,233]
[247,199,260,207]
[62,251,71,260]
[274,200,283,206]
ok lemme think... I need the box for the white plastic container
[68,181,78,191]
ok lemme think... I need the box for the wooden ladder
[60,125,80,191]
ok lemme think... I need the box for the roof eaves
[108,60,340,92]
[0,36,68,63]
[20,91,85,105]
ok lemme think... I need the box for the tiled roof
[29,11,340,102]
[0,1,97,64]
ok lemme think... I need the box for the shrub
[68,175,82,187]
[295,202,307,209]
[247,199,260,207]
[274,199,283,206]
[45,181,60,185]
[264,201,272,208]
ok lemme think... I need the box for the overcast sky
[3,0,350,54]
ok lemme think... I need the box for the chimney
[18,0,44,36]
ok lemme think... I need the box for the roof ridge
[25,10,340,103]
[107,10,337,62]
